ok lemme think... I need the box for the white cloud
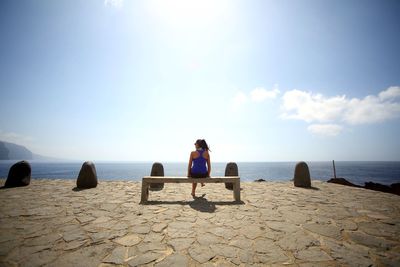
[378,86,400,101]
[250,86,280,102]
[232,91,248,109]
[231,85,280,110]
[281,87,400,125]
[281,89,347,122]
[345,94,400,124]
[307,124,343,137]
[104,0,123,8]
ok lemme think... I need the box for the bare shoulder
[204,150,210,158]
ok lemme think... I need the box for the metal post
[333,160,337,179]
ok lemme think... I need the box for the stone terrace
[0,179,399,266]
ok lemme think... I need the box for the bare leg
[202,174,208,186]
[191,183,197,197]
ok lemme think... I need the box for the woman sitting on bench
[187,139,211,197]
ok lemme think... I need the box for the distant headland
[0,141,52,160]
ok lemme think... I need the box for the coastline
[1,161,399,185]
[0,179,399,266]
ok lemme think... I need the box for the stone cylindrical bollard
[77,161,98,189]
[225,162,238,190]
[149,162,164,191]
[293,161,311,188]
[5,160,31,188]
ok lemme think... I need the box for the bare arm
[207,153,211,177]
[187,152,193,177]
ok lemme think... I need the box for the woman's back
[191,149,207,174]
[188,139,211,197]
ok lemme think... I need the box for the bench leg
[233,181,240,202]
[141,182,149,203]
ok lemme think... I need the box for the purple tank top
[191,149,207,174]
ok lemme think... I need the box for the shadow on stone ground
[72,187,95,192]
[297,186,320,191]
[143,196,245,213]
[0,185,29,189]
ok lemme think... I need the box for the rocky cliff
[0,141,50,160]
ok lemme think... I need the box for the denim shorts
[190,172,208,178]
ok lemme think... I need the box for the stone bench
[140,176,241,203]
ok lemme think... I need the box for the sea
[0,161,399,186]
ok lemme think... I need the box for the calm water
[0,161,399,186]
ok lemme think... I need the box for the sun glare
[146,0,231,30]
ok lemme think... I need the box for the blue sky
[1,0,399,162]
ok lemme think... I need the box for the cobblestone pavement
[0,179,399,266]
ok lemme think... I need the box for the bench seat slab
[140,176,240,202]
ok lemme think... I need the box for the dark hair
[195,139,211,152]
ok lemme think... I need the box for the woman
[187,139,211,197]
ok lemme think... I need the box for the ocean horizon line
[1,161,399,186]
[1,159,399,163]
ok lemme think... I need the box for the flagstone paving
[0,179,399,266]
